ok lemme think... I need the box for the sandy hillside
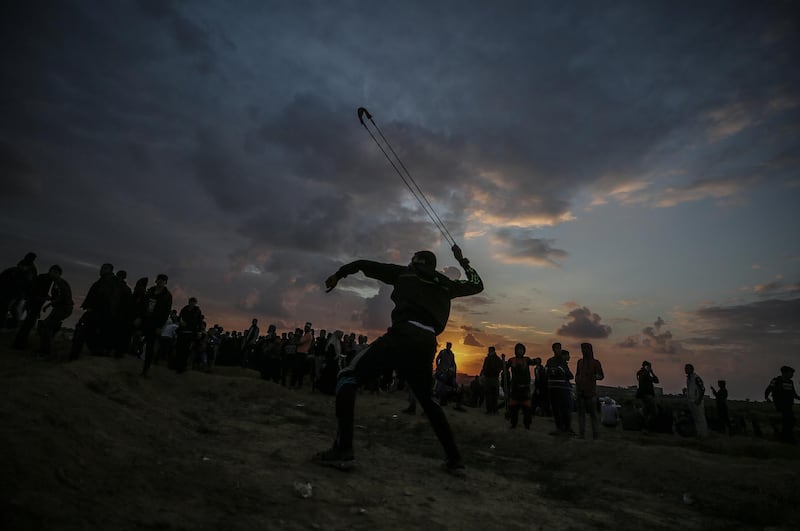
[1,342,799,531]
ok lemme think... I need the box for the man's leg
[406,368,462,467]
[317,335,391,465]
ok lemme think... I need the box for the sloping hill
[1,344,798,530]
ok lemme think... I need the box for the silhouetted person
[129,277,149,356]
[685,363,708,439]
[481,346,504,414]
[532,356,549,416]
[138,274,172,376]
[173,297,203,373]
[435,342,457,406]
[40,268,73,356]
[575,342,604,440]
[765,366,800,444]
[469,375,483,408]
[12,265,65,350]
[241,318,259,367]
[113,270,133,356]
[710,380,731,434]
[506,343,534,429]
[546,343,574,435]
[0,252,37,328]
[636,361,659,432]
[71,263,120,357]
[314,245,483,475]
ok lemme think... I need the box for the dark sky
[1,0,798,398]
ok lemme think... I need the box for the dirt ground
[1,339,799,531]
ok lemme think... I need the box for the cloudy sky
[2,0,798,399]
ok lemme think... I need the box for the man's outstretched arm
[325,260,404,292]
[449,245,484,298]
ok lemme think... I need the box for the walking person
[314,245,483,475]
[574,343,604,440]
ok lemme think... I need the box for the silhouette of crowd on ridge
[1,251,798,446]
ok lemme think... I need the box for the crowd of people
[1,249,798,469]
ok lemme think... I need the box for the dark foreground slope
[1,345,798,531]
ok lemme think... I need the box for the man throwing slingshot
[314,245,484,475]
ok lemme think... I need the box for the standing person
[173,297,203,373]
[574,343,604,440]
[685,364,708,439]
[113,270,133,356]
[0,252,38,329]
[314,245,483,475]
[138,274,172,376]
[71,263,120,357]
[129,277,149,357]
[469,375,483,408]
[241,318,260,368]
[636,361,660,432]
[480,346,504,414]
[12,265,64,350]
[765,366,800,444]
[38,266,73,357]
[710,380,731,434]
[434,342,457,406]
[505,343,535,429]
[546,343,574,435]
[532,357,549,416]
[294,322,314,388]
[158,313,178,367]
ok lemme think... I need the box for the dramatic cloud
[556,307,612,339]
[463,334,484,347]
[491,228,568,267]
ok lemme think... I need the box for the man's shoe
[313,447,355,471]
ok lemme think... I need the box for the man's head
[561,349,570,361]
[48,265,62,279]
[116,270,127,281]
[252,318,258,325]
[781,365,795,377]
[685,363,694,375]
[305,322,312,332]
[642,360,651,370]
[580,342,593,357]
[552,342,562,355]
[100,263,114,276]
[188,297,198,306]
[446,342,452,349]
[156,273,168,286]
[410,250,437,276]
[718,380,726,388]
[514,343,526,357]
[488,346,496,356]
